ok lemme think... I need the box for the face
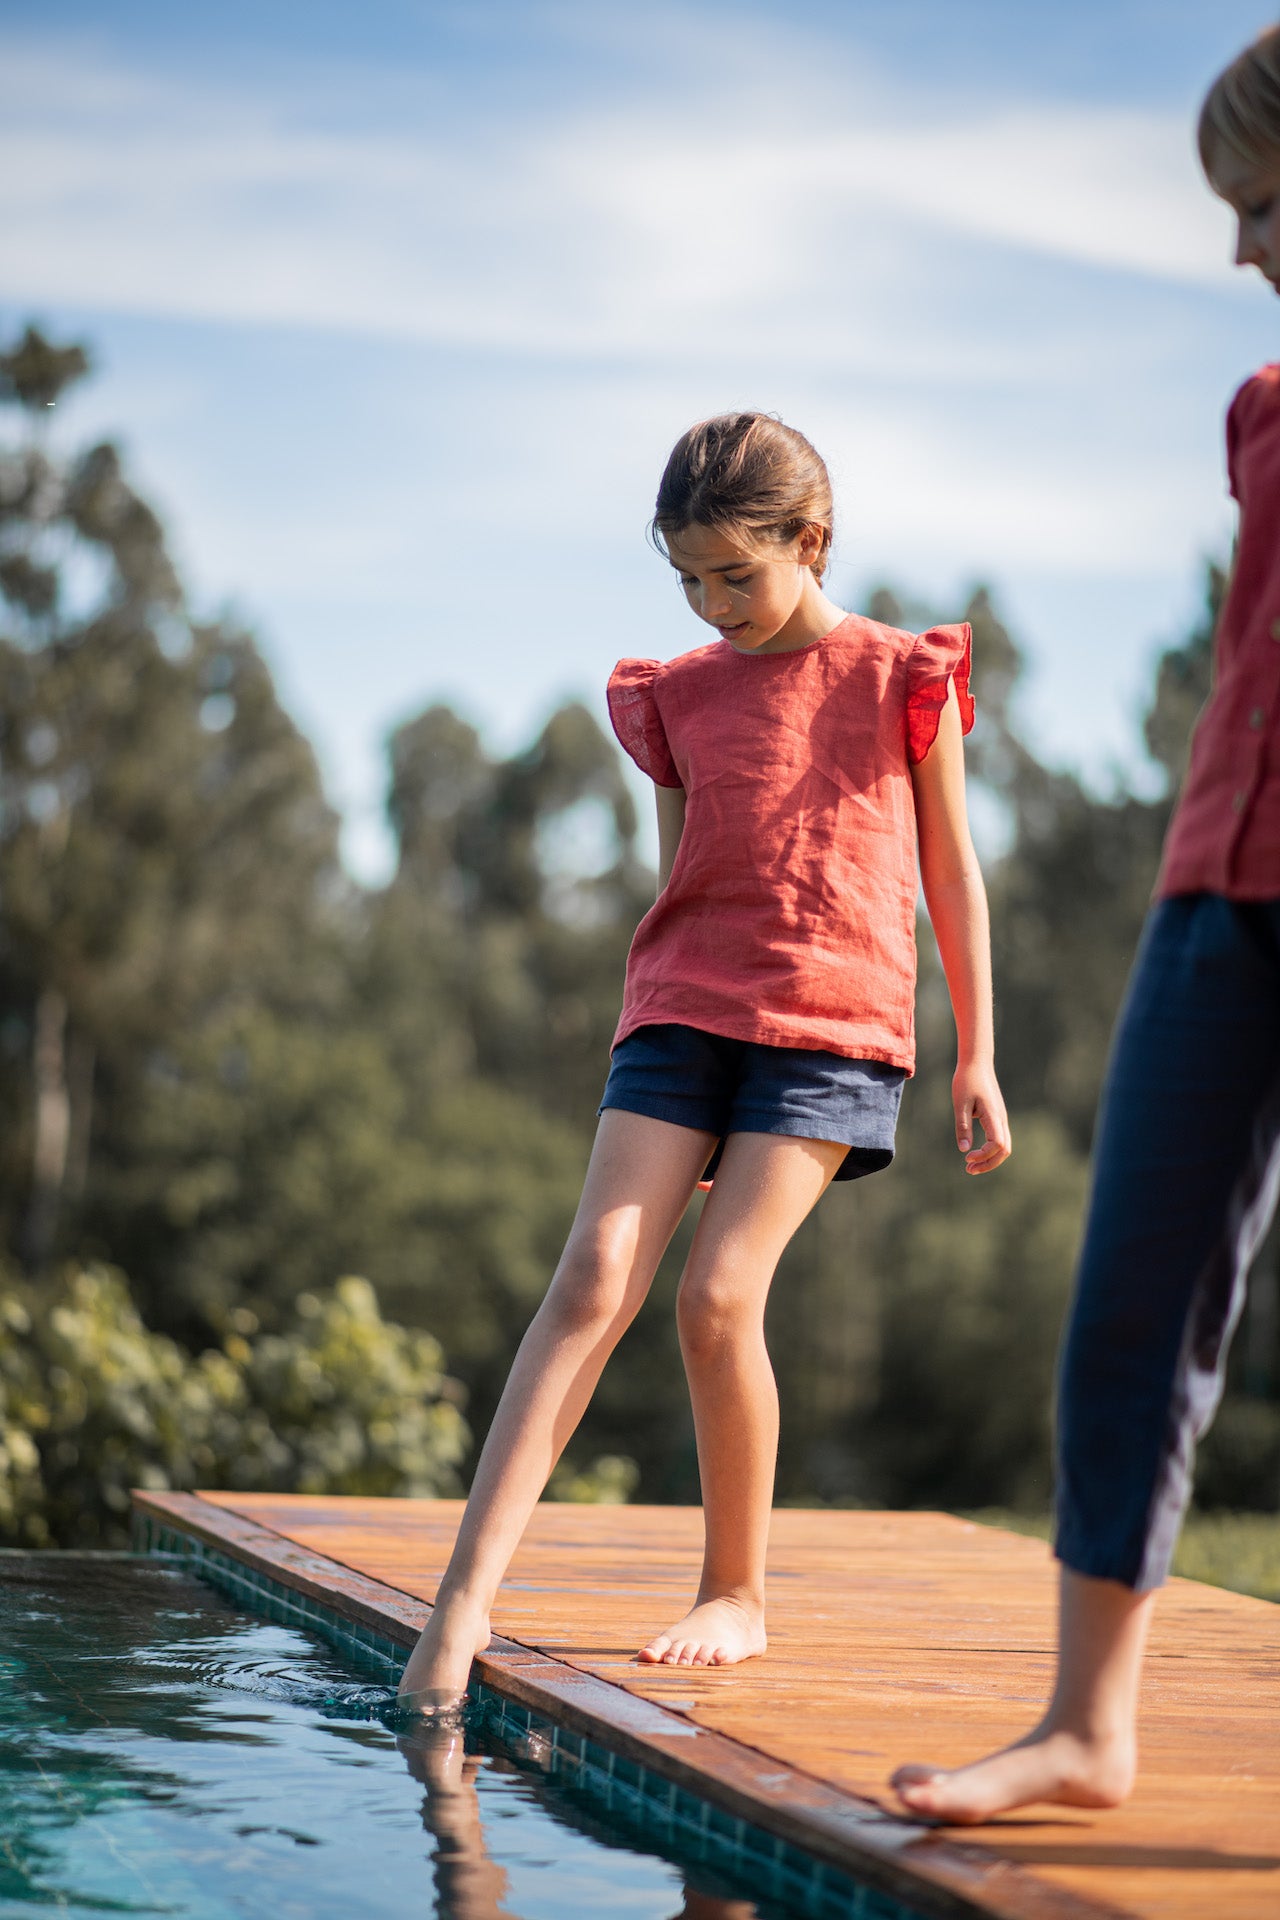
[1209,143,1280,293]
[665,522,826,653]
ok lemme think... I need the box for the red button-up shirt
[1157,364,1280,901]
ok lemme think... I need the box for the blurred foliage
[0,325,1276,1546]
[547,1452,642,1504]
[859,1112,1089,1510]
[0,1265,470,1546]
[960,1509,1280,1605]
[1167,1511,1280,1603]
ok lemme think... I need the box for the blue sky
[3,0,1277,876]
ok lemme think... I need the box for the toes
[638,1637,672,1664]
[890,1764,937,1790]
[889,1765,943,1812]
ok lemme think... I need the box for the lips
[718,623,749,642]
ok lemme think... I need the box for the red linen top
[1157,364,1280,901]
[607,614,973,1073]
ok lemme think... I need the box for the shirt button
[1251,707,1266,729]
[1232,791,1248,812]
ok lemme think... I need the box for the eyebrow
[668,558,751,574]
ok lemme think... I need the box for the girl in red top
[892,25,1280,1825]
[398,413,1010,1710]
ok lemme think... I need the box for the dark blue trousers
[1055,893,1280,1590]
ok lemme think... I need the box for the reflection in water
[399,1722,515,1918]
[0,1557,790,1920]
[396,1718,759,1920]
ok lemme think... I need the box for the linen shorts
[599,1022,905,1182]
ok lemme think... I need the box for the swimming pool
[0,1552,924,1919]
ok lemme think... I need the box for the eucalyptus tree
[0,327,345,1295]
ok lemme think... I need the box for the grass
[956,1509,1280,1604]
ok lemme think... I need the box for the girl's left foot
[638,1595,766,1667]
[889,1722,1137,1824]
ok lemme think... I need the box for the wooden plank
[134,1491,1109,1920]
[141,1493,1280,1920]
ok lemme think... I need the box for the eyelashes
[678,574,754,591]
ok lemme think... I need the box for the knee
[545,1223,642,1335]
[676,1274,758,1368]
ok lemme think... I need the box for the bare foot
[638,1595,766,1667]
[890,1723,1136,1825]
[397,1595,490,1712]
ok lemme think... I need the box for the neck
[755,579,847,654]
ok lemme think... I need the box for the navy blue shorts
[599,1023,905,1182]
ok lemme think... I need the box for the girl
[398,411,1010,1710]
[892,24,1280,1824]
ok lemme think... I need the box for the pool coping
[131,1490,1125,1920]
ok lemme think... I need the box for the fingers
[955,1090,1013,1175]
[964,1096,1012,1174]
[966,1141,1010,1173]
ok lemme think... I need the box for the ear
[795,523,826,568]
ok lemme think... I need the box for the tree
[0,328,348,1304]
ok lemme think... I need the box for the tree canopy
[0,325,1273,1538]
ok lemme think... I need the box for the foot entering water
[890,1724,1136,1824]
[397,1597,491,1712]
[638,1595,766,1667]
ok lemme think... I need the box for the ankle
[1043,1698,1137,1752]
[695,1582,765,1614]
[431,1582,490,1626]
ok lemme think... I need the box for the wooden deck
[134,1492,1279,1920]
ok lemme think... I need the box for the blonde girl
[399,411,1009,1708]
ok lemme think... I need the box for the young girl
[398,411,1010,1709]
[892,24,1280,1824]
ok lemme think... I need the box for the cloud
[0,24,1237,377]
[2,8,1250,884]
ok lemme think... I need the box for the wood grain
[169,1494,1280,1919]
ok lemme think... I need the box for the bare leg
[397,1109,715,1706]
[397,1722,511,1918]
[639,1132,846,1667]
[890,1566,1155,1822]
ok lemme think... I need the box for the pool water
[0,1554,883,1920]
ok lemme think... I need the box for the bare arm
[910,683,1011,1174]
[655,783,687,895]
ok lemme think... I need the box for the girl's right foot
[638,1593,767,1667]
[397,1597,491,1712]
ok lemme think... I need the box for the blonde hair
[1198,25,1280,176]
[652,413,834,582]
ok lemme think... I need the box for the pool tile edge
[131,1490,1126,1920]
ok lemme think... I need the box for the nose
[1235,215,1262,267]
[699,583,733,623]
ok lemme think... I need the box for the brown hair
[652,412,834,581]
[1198,25,1280,176]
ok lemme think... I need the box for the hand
[953,1062,1011,1175]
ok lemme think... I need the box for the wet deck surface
[136,1493,1279,1920]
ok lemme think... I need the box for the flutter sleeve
[1224,369,1272,505]
[606,658,682,788]
[905,622,975,765]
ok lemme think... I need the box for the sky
[3,0,1278,878]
